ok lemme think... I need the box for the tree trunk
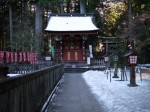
[80,0,86,14]
[60,3,64,13]
[9,5,13,52]
[66,0,71,13]
[35,4,43,59]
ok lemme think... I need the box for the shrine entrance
[62,35,83,61]
[45,13,99,62]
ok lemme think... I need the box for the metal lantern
[129,55,138,65]
[125,52,138,66]
[113,55,118,62]
[104,56,109,62]
[125,52,139,87]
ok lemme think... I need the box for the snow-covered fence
[0,64,64,112]
[7,61,55,74]
[91,59,105,65]
[90,59,106,70]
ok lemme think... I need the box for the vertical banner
[6,51,10,63]
[0,51,4,64]
[0,51,38,64]
[31,53,35,64]
[27,52,31,62]
[29,52,33,64]
[23,52,26,62]
[14,52,17,62]
[27,52,29,62]
[89,45,93,58]
[51,45,54,61]
[14,52,18,62]
[19,52,23,62]
[87,57,90,65]
[34,53,38,64]
[11,52,14,63]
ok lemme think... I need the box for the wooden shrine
[45,13,99,62]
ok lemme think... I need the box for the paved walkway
[45,73,105,112]
[45,69,150,112]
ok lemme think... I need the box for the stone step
[64,67,106,73]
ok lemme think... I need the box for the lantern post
[125,52,138,87]
[104,56,109,69]
[112,55,119,78]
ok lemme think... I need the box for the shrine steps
[64,61,106,73]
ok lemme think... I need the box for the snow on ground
[7,74,21,77]
[82,70,150,112]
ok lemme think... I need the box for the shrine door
[62,36,83,61]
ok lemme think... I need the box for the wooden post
[82,36,86,61]
[60,36,63,62]
[128,66,138,86]
[106,40,108,56]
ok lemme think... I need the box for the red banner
[0,51,4,64]
[27,52,31,62]
[19,52,22,62]
[0,51,38,64]
[34,53,38,64]
[28,52,38,64]
[14,52,17,62]
[30,52,34,64]
[23,52,26,62]
[6,52,10,63]
[29,53,32,64]
[10,52,14,63]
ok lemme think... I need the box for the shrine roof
[45,13,99,34]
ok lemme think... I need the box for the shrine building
[45,13,99,62]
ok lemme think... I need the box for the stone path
[45,73,105,112]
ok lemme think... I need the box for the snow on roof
[45,14,99,33]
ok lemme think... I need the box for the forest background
[0,0,150,63]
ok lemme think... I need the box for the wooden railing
[91,59,105,66]
[8,62,54,74]
[0,64,64,112]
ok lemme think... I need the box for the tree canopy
[0,0,150,62]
